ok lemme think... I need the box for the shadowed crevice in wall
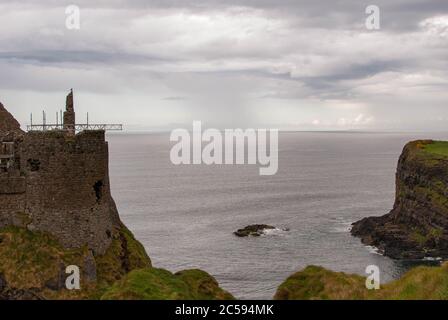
[94,180,104,202]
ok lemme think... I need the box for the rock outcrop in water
[352,140,448,259]
[234,224,276,237]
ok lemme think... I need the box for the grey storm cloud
[1,0,448,130]
[0,50,172,65]
[12,0,448,28]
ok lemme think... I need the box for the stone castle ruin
[0,91,123,255]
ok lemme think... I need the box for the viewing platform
[27,123,123,132]
[28,89,123,133]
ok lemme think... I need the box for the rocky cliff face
[0,102,22,134]
[352,140,448,259]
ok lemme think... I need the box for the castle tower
[63,89,76,135]
[1,93,124,255]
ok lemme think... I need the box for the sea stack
[352,140,448,259]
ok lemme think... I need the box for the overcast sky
[1,0,447,131]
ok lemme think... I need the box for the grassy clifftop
[422,141,448,157]
[0,225,233,300]
[275,263,448,300]
[101,268,235,300]
[274,266,366,300]
[0,225,151,299]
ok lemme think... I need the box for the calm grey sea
[108,132,448,300]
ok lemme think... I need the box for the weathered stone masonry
[0,94,121,255]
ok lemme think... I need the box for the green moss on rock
[0,224,151,300]
[0,224,233,301]
[0,226,91,299]
[175,269,235,300]
[275,263,448,300]
[101,268,235,300]
[101,268,191,300]
[274,266,366,300]
[95,223,152,286]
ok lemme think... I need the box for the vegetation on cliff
[101,268,235,300]
[423,141,448,157]
[274,266,366,300]
[275,263,448,300]
[0,225,151,299]
[0,225,233,300]
[95,223,152,287]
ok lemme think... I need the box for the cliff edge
[352,140,448,259]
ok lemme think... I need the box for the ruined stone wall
[0,179,26,228]
[63,90,76,135]
[0,103,22,134]
[0,125,26,228]
[0,99,122,255]
[17,130,121,255]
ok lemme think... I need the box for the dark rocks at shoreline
[350,214,447,259]
[234,224,287,237]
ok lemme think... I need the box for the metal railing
[26,124,123,132]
